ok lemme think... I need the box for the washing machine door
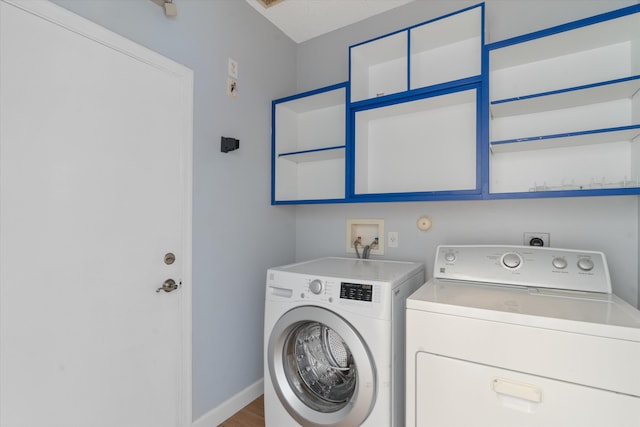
[267,306,376,427]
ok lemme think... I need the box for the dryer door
[267,306,376,427]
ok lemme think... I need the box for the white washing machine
[406,245,640,427]
[265,257,424,427]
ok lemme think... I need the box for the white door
[0,1,193,426]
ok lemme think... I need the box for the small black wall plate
[221,137,239,153]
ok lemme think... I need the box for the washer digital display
[340,282,373,302]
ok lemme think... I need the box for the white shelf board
[490,76,640,118]
[491,126,640,153]
[279,146,345,163]
[278,88,345,113]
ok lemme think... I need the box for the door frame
[1,0,194,424]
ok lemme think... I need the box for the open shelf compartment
[410,4,482,90]
[350,31,408,103]
[273,84,347,202]
[488,5,640,197]
[490,130,640,194]
[353,88,478,195]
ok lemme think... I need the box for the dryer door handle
[492,377,543,403]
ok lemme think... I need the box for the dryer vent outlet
[523,232,550,247]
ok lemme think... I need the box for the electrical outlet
[227,78,237,98]
[523,232,550,247]
[388,232,398,248]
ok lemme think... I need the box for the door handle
[156,279,178,293]
[492,377,542,403]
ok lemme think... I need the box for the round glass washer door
[267,306,376,427]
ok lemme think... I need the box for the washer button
[577,258,594,272]
[502,253,522,269]
[552,257,568,269]
[309,279,323,295]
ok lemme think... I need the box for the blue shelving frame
[346,81,485,203]
[271,82,349,205]
[271,2,640,205]
[485,3,640,200]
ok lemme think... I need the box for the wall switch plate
[346,219,384,255]
[523,232,550,247]
[228,58,238,78]
[163,2,177,16]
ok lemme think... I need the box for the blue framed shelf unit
[271,3,640,204]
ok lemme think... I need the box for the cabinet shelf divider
[491,124,640,153]
[490,75,640,118]
[278,145,346,163]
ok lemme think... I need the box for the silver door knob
[156,279,178,293]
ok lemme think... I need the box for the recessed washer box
[346,219,384,255]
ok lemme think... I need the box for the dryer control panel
[434,245,611,294]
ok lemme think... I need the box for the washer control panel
[339,282,373,302]
[434,245,612,294]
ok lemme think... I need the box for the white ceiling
[246,0,416,43]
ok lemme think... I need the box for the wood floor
[219,395,265,427]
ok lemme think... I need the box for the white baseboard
[192,378,264,427]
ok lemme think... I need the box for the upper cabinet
[348,4,485,201]
[272,83,347,204]
[349,4,483,104]
[271,3,640,204]
[487,5,640,196]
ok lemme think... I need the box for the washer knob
[577,258,594,272]
[552,257,568,270]
[444,252,456,263]
[309,279,323,295]
[502,253,522,269]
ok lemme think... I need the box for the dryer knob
[309,279,323,295]
[552,257,568,270]
[577,258,594,272]
[502,253,522,269]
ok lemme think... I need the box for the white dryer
[265,257,424,427]
[406,245,640,427]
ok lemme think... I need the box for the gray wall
[293,0,640,307]
[51,0,297,421]
[294,197,640,305]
